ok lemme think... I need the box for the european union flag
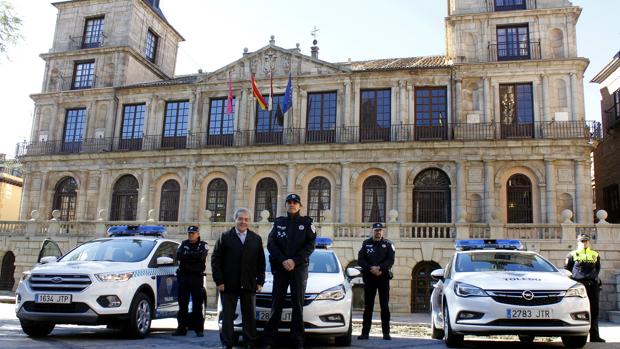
[281,73,293,114]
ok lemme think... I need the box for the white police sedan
[430,239,590,348]
[15,225,206,339]
[217,237,360,346]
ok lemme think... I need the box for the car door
[149,241,180,318]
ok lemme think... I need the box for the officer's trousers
[263,266,308,347]
[584,281,601,340]
[219,291,257,346]
[177,274,204,333]
[361,274,390,336]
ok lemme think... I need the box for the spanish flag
[251,73,268,110]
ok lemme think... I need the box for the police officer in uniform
[357,222,395,340]
[262,193,316,349]
[173,225,208,337]
[564,233,606,343]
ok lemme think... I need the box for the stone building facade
[6,0,618,315]
[592,51,620,223]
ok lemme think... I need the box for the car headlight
[20,271,31,282]
[95,271,134,282]
[315,284,346,301]
[566,284,587,298]
[454,282,488,297]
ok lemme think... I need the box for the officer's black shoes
[195,331,204,337]
[590,337,606,342]
[383,334,392,340]
[171,329,187,336]
[357,334,369,340]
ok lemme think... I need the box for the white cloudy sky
[0,0,617,158]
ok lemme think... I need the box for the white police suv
[15,225,206,338]
[217,237,360,346]
[430,239,590,348]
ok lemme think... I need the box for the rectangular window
[603,184,620,223]
[415,87,448,140]
[497,25,530,60]
[72,61,95,89]
[119,104,145,150]
[208,97,236,146]
[255,94,284,145]
[162,101,189,149]
[82,16,104,48]
[62,108,86,153]
[360,89,391,141]
[495,0,526,11]
[607,89,620,128]
[500,83,534,138]
[145,29,158,63]
[306,91,337,143]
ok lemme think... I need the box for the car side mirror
[346,267,361,278]
[431,268,445,281]
[560,269,572,278]
[40,256,58,264]
[157,256,174,266]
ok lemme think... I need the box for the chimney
[311,40,319,59]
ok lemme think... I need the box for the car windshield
[455,252,557,273]
[60,239,157,263]
[265,250,340,274]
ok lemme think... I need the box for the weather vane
[311,26,319,42]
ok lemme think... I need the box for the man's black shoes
[195,331,204,337]
[383,334,392,340]
[357,334,369,340]
[591,337,606,343]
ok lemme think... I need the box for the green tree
[0,1,21,58]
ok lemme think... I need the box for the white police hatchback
[15,225,206,338]
[217,237,360,346]
[430,239,590,348]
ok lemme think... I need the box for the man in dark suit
[212,207,266,349]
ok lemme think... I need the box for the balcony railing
[487,0,536,12]
[68,34,107,51]
[15,121,601,158]
[488,40,541,62]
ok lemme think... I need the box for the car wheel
[431,311,445,339]
[443,303,464,348]
[561,335,588,348]
[518,335,535,343]
[334,313,352,347]
[125,292,152,339]
[19,319,55,337]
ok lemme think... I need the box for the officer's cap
[286,193,302,205]
[576,233,590,241]
[372,222,385,230]
[187,225,200,233]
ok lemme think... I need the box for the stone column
[542,75,550,122]
[138,169,151,221]
[397,161,407,222]
[85,101,96,139]
[483,77,491,123]
[343,78,351,128]
[287,164,296,196]
[76,171,89,220]
[574,160,592,223]
[340,162,350,223]
[456,160,467,222]
[455,79,462,123]
[484,160,495,223]
[570,73,578,121]
[234,165,245,214]
[38,171,49,217]
[353,79,360,128]
[191,89,201,133]
[97,169,111,219]
[184,166,195,221]
[545,159,557,223]
[292,85,300,129]
[407,83,414,125]
[447,78,453,124]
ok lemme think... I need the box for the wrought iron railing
[488,40,541,62]
[15,121,602,158]
[68,33,107,51]
[487,0,536,12]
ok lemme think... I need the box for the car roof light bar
[315,237,333,249]
[455,239,523,251]
[107,225,167,237]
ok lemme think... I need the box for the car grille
[255,293,317,309]
[22,301,90,313]
[256,320,316,329]
[487,290,564,306]
[29,274,92,292]
[487,319,569,327]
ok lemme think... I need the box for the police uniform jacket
[267,212,316,273]
[564,247,601,284]
[211,227,266,292]
[176,238,208,276]
[357,237,395,279]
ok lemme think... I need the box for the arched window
[52,177,78,221]
[362,176,386,223]
[207,179,227,222]
[0,251,15,291]
[110,175,139,221]
[255,178,277,222]
[159,180,180,221]
[507,174,532,223]
[413,169,451,222]
[307,177,331,222]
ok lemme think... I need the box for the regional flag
[282,73,293,114]
[251,73,268,110]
